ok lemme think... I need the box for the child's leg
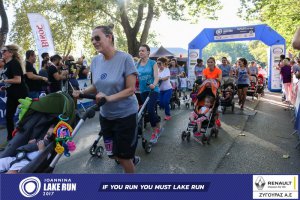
[189,111,197,122]
[196,121,202,132]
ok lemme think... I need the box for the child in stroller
[220,83,235,114]
[0,126,55,173]
[189,96,214,137]
[257,74,265,96]
[0,92,77,173]
[182,79,220,145]
[247,75,258,100]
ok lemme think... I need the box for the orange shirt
[203,67,222,79]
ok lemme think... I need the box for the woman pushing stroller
[73,25,140,173]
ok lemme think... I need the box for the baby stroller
[0,93,77,173]
[256,74,265,97]
[220,81,235,114]
[190,79,202,107]
[247,75,258,100]
[181,79,220,145]
[170,80,181,109]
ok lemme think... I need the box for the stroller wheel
[142,139,147,149]
[89,145,97,156]
[115,159,120,165]
[207,134,211,145]
[186,132,191,142]
[231,102,235,112]
[145,142,152,153]
[181,131,187,141]
[186,103,190,109]
[96,146,104,158]
[177,100,180,108]
[201,135,206,145]
[222,106,226,114]
[171,103,175,110]
[214,128,219,138]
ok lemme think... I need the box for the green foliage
[239,0,300,54]
[7,0,221,59]
[203,42,255,64]
[248,41,268,66]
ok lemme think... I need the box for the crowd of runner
[1,24,300,174]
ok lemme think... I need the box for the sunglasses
[1,49,7,53]
[91,35,101,42]
[157,62,162,65]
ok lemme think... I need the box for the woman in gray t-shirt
[73,25,139,173]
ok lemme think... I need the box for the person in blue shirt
[137,44,162,144]
[194,58,205,83]
[218,57,234,86]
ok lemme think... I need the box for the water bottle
[39,91,46,98]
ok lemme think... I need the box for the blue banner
[214,26,255,40]
[0,174,298,200]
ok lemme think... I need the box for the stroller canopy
[21,93,75,125]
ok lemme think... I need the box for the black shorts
[100,113,138,159]
[237,84,249,89]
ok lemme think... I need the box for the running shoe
[133,156,141,166]
[164,116,171,121]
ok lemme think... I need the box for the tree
[248,41,268,66]
[0,0,8,48]
[239,0,300,54]
[203,42,255,64]
[8,0,221,57]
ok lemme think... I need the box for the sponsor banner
[214,26,255,40]
[188,49,199,89]
[270,45,285,90]
[253,175,298,199]
[27,13,55,69]
[1,174,298,200]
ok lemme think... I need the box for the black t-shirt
[25,61,41,92]
[1,59,28,98]
[47,65,61,93]
[78,65,88,79]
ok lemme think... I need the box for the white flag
[27,13,55,68]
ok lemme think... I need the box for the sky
[3,0,251,52]
[150,0,250,48]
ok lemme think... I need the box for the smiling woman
[72,25,140,173]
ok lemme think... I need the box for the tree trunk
[119,1,154,57]
[0,0,8,48]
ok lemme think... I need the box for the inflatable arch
[188,24,285,92]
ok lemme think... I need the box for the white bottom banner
[253,175,298,199]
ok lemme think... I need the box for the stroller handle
[79,93,107,106]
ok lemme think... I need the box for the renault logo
[255,176,266,190]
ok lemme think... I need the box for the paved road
[53,91,300,174]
